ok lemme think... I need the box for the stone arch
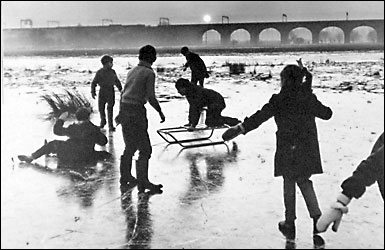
[202,29,221,45]
[259,28,281,45]
[288,27,312,44]
[319,26,345,44]
[350,26,378,43]
[230,28,251,46]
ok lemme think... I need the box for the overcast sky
[1,1,384,28]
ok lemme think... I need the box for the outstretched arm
[317,133,384,233]
[188,104,201,127]
[53,112,70,136]
[309,95,333,120]
[297,58,312,92]
[302,67,313,92]
[148,96,165,123]
[341,133,384,199]
[222,95,277,141]
[114,70,123,92]
[91,72,99,99]
[146,73,165,123]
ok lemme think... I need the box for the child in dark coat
[175,78,240,129]
[91,55,123,131]
[222,60,333,243]
[18,107,111,165]
[181,47,209,87]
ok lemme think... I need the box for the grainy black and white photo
[1,1,384,249]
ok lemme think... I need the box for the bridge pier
[312,33,319,44]
[250,30,261,46]
[344,28,353,44]
[220,31,231,46]
[280,30,290,45]
[377,29,384,44]
[311,27,321,44]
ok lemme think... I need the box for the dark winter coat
[341,132,384,200]
[242,88,332,178]
[184,52,209,81]
[184,85,225,126]
[53,119,108,163]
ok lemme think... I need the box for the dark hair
[280,65,303,89]
[75,107,91,121]
[139,45,157,63]
[101,55,113,65]
[175,78,191,90]
[181,46,189,55]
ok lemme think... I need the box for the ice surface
[1,51,384,249]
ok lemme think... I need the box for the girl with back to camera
[222,59,332,246]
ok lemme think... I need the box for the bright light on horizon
[203,15,211,23]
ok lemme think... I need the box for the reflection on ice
[180,145,239,205]
[120,191,155,249]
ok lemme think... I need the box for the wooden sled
[157,125,229,149]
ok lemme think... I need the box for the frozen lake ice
[1,50,384,248]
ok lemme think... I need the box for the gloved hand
[58,111,69,121]
[91,92,96,99]
[317,193,351,233]
[222,123,245,141]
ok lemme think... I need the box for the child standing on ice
[181,46,209,87]
[115,45,165,194]
[222,59,332,244]
[91,55,123,131]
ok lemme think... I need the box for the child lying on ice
[18,107,111,165]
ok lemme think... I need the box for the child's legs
[297,177,322,219]
[283,177,297,222]
[98,96,107,123]
[206,104,224,126]
[134,118,152,161]
[122,122,139,160]
[31,140,64,159]
[106,97,115,127]
[121,116,152,161]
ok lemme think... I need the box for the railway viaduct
[3,19,384,51]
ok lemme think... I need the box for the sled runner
[157,125,229,149]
